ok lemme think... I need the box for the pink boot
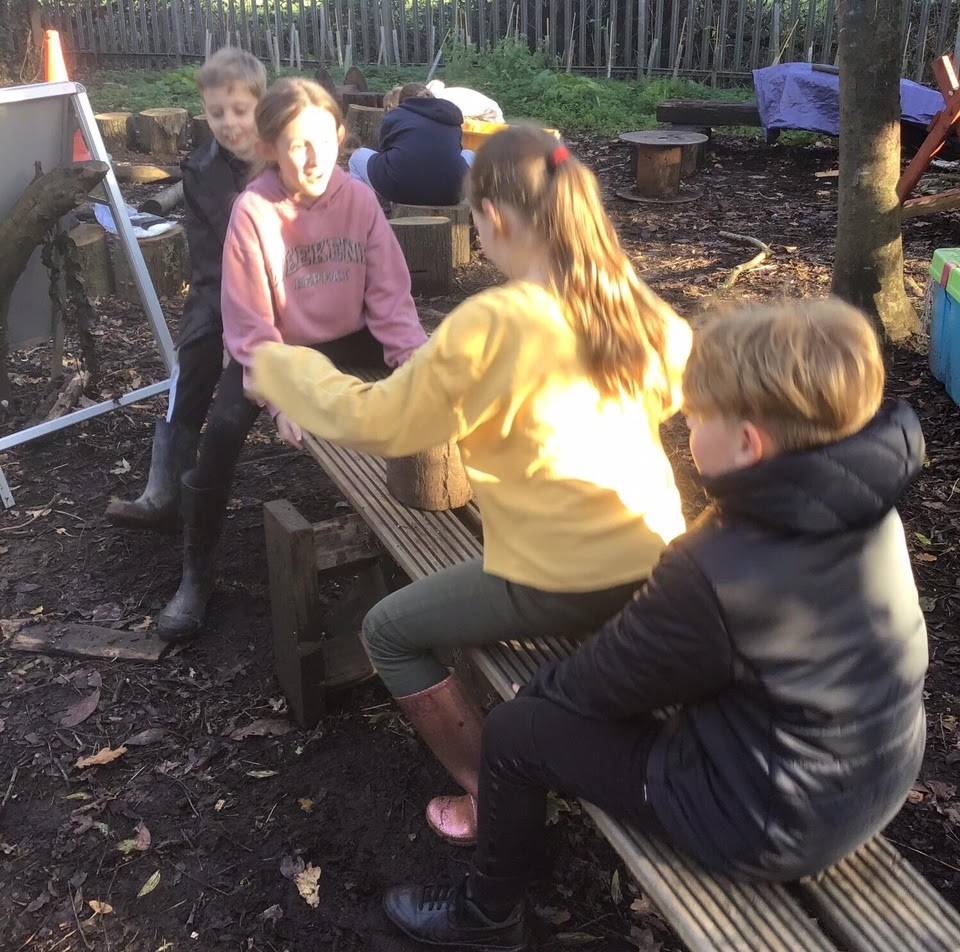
[396,672,484,846]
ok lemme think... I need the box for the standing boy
[106,49,267,530]
[382,299,929,950]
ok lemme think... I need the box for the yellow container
[461,119,560,153]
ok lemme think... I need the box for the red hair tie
[549,144,570,171]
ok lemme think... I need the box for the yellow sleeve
[661,312,692,419]
[249,291,529,457]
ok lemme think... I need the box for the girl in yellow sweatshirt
[250,126,691,847]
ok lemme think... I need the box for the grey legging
[361,557,641,697]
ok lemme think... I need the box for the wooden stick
[719,231,772,290]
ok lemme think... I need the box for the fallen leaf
[914,532,933,548]
[26,891,50,913]
[246,769,279,779]
[132,616,152,631]
[55,527,68,535]
[630,896,655,917]
[0,545,8,555]
[111,459,131,475]
[88,900,114,915]
[28,605,44,616]
[927,779,957,801]
[76,745,127,769]
[87,672,102,689]
[280,855,305,880]
[61,689,101,728]
[259,904,283,924]
[298,797,314,813]
[64,792,92,801]
[117,823,151,853]
[611,869,623,904]
[556,933,597,946]
[0,718,4,733]
[629,925,663,951]
[919,595,937,613]
[294,863,321,908]
[136,870,161,898]
[123,728,167,747]
[914,553,938,562]
[214,799,226,812]
[535,905,571,925]
[907,785,928,804]
[230,718,293,740]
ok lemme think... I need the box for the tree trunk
[112,224,190,303]
[385,442,473,511]
[0,161,109,400]
[345,105,384,150]
[392,201,472,267]
[388,217,453,295]
[95,112,134,153]
[832,0,918,341]
[67,222,113,299]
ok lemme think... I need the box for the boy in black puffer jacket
[347,83,473,206]
[382,299,929,951]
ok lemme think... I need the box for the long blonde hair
[467,126,677,408]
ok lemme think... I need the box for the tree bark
[345,105,384,151]
[388,217,453,295]
[111,223,190,303]
[0,161,109,400]
[386,442,473,511]
[95,112,134,153]
[832,0,919,341]
[134,108,190,155]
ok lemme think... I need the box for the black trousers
[193,328,388,493]
[469,696,662,907]
[167,334,224,432]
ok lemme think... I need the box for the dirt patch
[1,131,959,952]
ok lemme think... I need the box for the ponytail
[467,127,677,412]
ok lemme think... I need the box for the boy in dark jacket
[105,49,266,530]
[347,83,473,206]
[382,299,930,950]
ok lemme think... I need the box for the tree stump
[344,65,369,91]
[134,108,190,155]
[392,201,472,267]
[386,441,472,511]
[388,217,453,295]
[67,223,113,299]
[95,111,134,153]
[112,224,190,303]
[192,114,211,148]
[345,104,384,150]
[341,90,385,111]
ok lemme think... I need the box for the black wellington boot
[156,470,227,643]
[382,879,526,951]
[105,420,199,532]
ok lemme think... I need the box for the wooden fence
[50,0,960,82]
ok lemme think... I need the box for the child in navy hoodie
[348,83,473,205]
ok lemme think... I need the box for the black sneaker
[382,881,525,950]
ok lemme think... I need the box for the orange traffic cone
[42,30,92,161]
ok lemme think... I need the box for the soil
[2,130,960,952]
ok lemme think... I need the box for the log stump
[345,104,384,150]
[68,223,113,299]
[134,108,190,155]
[392,201,472,267]
[341,90,385,111]
[192,114,211,148]
[616,130,708,204]
[386,441,472,511]
[95,111,134,153]
[388,217,453,295]
[343,65,369,91]
[112,224,190,303]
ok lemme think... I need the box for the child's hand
[511,682,521,696]
[276,413,303,450]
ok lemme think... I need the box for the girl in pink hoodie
[156,77,427,641]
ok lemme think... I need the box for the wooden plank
[652,0,663,70]
[684,0,696,71]
[699,0,712,72]
[915,0,933,82]
[578,0,586,65]
[623,0,632,67]
[716,0,730,74]
[313,512,382,573]
[536,0,543,56]
[749,0,762,69]
[902,188,960,218]
[412,0,419,60]
[934,1,951,72]
[800,837,960,952]
[116,0,128,55]
[734,0,747,71]
[821,0,835,66]
[171,0,185,58]
[263,500,327,728]
[9,623,170,662]
[802,0,816,62]
[657,98,761,125]
[149,0,162,62]
[787,0,799,61]
[668,0,680,74]
[104,0,118,53]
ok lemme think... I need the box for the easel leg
[0,466,14,509]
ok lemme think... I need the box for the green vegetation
[84,41,754,136]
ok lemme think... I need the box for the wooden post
[67,223,114,299]
[191,113,211,147]
[388,217,454,295]
[111,224,190,302]
[385,441,473,511]
[392,201,472,267]
[345,104,384,149]
[95,111,134,153]
[133,107,191,155]
[263,500,328,728]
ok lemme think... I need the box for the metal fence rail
[50,0,960,83]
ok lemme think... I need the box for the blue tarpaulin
[752,63,945,140]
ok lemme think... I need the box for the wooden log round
[67,222,114,299]
[392,201,472,267]
[385,441,473,511]
[343,65,369,91]
[134,107,190,155]
[139,181,185,216]
[191,113,211,148]
[112,162,182,184]
[112,224,190,303]
[345,104,384,150]
[388,216,453,296]
[340,90,385,111]
[95,111,134,153]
